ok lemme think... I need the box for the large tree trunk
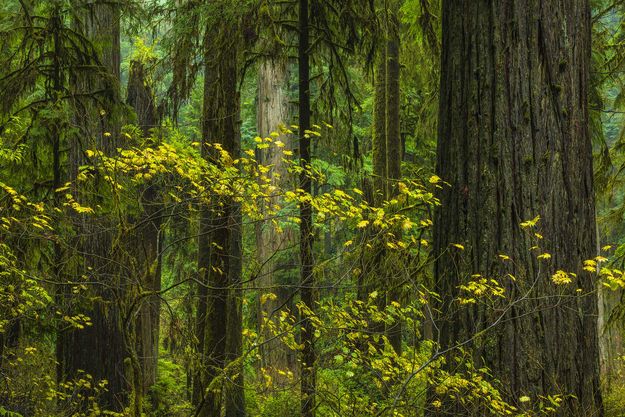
[57,1,127,412]
[194,25,241,417]
[126,60,162,395]
[432,1,602,416]
[255,58,297,386]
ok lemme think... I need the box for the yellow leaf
[520,215,541,228]
[260,293,277,305]
[429,175,441,184]
[357,220,369,228]
[551,270,571,285]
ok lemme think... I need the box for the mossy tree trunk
[384,3,402,355]
[366,1,402,355]
[126,59,163,396]
[57,1,127,412]
[194,21,242,417]
[432,1,602,415]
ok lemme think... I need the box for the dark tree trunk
[194,25,241,417]
[57,1,127,412]
[384,6,402,355]
[432,1,602,416]
[359,41,389,343]
[298,0,316,416]
[225,96,245,417]
[373,48,387,205]
[126,60,162,395]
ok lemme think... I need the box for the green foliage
[149,355,193,417]
[2,0,624,416]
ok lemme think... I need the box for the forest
[3,0,625,416]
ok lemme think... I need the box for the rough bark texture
[255,58,297,385]
[299,0,316,415]
[57,1,127,411]
[126,60,162,394]
[385,9,402,355]
[194,26,241,417]
[432,1,602,415]
[225,104,245,416]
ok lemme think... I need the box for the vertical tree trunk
[298,0,316,415]
[57,1,127,412]
[384,5,402,355]
[255,58,297,386]
[432,1,602,416]
[373,48,387,205]
[360,42,389,343]
[126,60,162,395]
[225,93,245,417]
[195,24,240,417]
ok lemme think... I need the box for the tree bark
[385,5,402,355]
[194,24,241,417]
[225,96,245,416]
[57,1,127,412]
[431,1,602,415]
[299,0,316,415]
[373,47,387,206]
[126,60,163,395]
[255,57,298,387]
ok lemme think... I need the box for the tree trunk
[57,1,127,412]
[431,1,602,416]
[384,6,402,355]
[126,60,162,395]
[373,47,387,206]
[255,57,297,386]
[298,0,316,415]
[225,95,245,417]
[360,41,390,344]
[195,25,240,417]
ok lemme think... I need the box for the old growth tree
[433,0,603,415]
